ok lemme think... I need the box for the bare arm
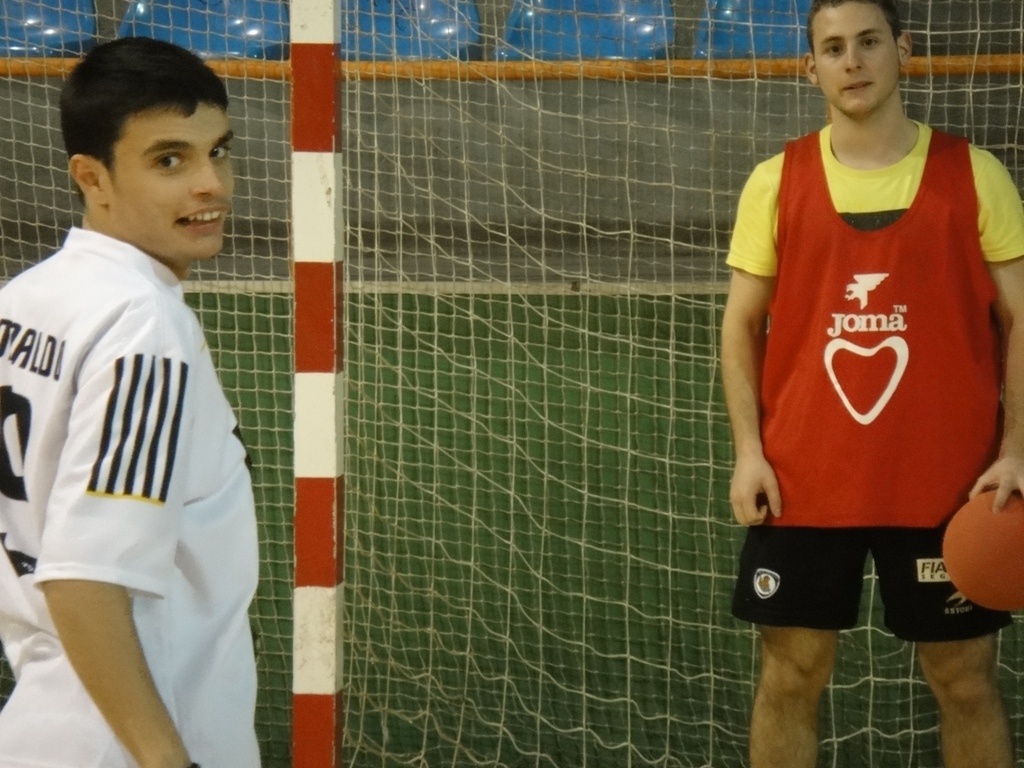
[720,267,782,524]
[972,255,1024,510]
[41,579,193,768]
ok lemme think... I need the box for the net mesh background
[0,0,1022,766]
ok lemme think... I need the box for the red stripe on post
[291,43,337,152]
[294,261,337,373]
[293,691,344,767]
[295,476,340,588]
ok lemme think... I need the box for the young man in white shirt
[0,37,260,768]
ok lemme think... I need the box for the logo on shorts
[754,568,781,599]
[916,558,950,583]
[945,590,974,615]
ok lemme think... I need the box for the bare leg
[916,634,1011,768]
[749,626,838,768]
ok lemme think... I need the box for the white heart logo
[824,337,909,425]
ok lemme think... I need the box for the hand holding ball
[943,491,1024,611]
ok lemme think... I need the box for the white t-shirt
[0,228,260,767]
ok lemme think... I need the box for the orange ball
[943,491,1024,611]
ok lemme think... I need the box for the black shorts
[732,524,1012,642]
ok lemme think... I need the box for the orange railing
[1,53,1021,81]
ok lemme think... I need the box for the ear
[897,30,912,66]
[804,51,819,86]
[68,154,111,209]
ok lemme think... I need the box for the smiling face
[804,1,911,122]
[71,103,234,280]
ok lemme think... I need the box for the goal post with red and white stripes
[290,0,345,763]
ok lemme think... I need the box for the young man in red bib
[721,0,1024,765]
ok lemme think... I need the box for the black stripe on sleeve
[105,354,145,494]
[123,356,158,496]
[88,356,126,493]
[88,355,188,504]
[142,357,173,499]
[158,362,189,503]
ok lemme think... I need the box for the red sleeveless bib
[762,129,1001,527]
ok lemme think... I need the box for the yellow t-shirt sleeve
[725,153,784,277]
[971,145,1024,263]
[725,137,1024,277]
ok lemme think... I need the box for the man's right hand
[729,453,782,525]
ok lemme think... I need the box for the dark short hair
[60,37,229,168]
[807,0,903,52]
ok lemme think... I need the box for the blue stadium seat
[340,0,482,60]
[496,0,673,61]
[0,0,97,55]
[118,0,288,60]
[694,0,811,58]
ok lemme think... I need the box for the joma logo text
[827,310,908,338]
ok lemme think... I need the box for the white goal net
[0,0,1020,766]
[340,1,1024,767]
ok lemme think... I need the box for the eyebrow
[144,130,235,157]
[820,27,885,46]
